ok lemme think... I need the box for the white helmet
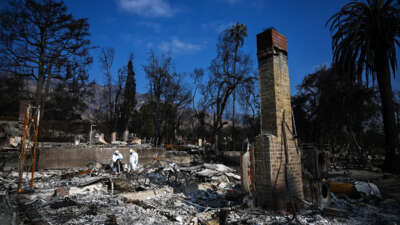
[115,150,119,154]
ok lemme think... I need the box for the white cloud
[159,38,205,54]
[116,0,173,17]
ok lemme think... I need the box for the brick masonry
[255,28,304,210]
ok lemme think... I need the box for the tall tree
[144,51,190,144]
[395,91,400,129]
[121,54,137,131]
[292,66,379,147]
[189,68,210,140]
[0,72,29,117]
[204,23,255,153]
[46,65,95,121]
[0,0,91,117]
[98,47,115,123]
[327,0,400,172]
[114,65,127,131]
[225,22,248,151]
[144,51,168,144]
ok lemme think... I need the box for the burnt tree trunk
[377,69,399,173]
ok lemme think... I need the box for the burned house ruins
[1,26,400,225]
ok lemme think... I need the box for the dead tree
[202,24,255,154]
[0,0,91,118]
[99,47,115,123]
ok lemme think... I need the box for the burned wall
[37,147,165,169]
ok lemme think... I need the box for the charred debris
[1,138,400,225]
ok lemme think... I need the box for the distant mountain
[81,82,147,121]
[21,78,147,122]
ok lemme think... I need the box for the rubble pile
[0,160,400,225]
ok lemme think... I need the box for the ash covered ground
[1,159,400,225]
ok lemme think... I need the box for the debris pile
[0,159,399,224]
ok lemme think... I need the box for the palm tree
[225,23,248,151]
[327,0,400,172]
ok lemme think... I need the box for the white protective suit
[129,149,139,171]
[112,150,123,162]
[112,150,123,173]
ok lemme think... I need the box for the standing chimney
[254,28,304,209]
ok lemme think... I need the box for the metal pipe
[30,106,40,190]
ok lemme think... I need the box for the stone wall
[1,147,195,170]
[37,146,165,169]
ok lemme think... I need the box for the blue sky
[51,0,399,94]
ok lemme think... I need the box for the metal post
[89,124,96,146]
[30,106,40,190]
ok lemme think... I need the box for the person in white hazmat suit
[129,148,139,171]
[112,150,123,174]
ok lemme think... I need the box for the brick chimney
[254,28,304,210]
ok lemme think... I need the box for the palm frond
[327,0,400,84]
